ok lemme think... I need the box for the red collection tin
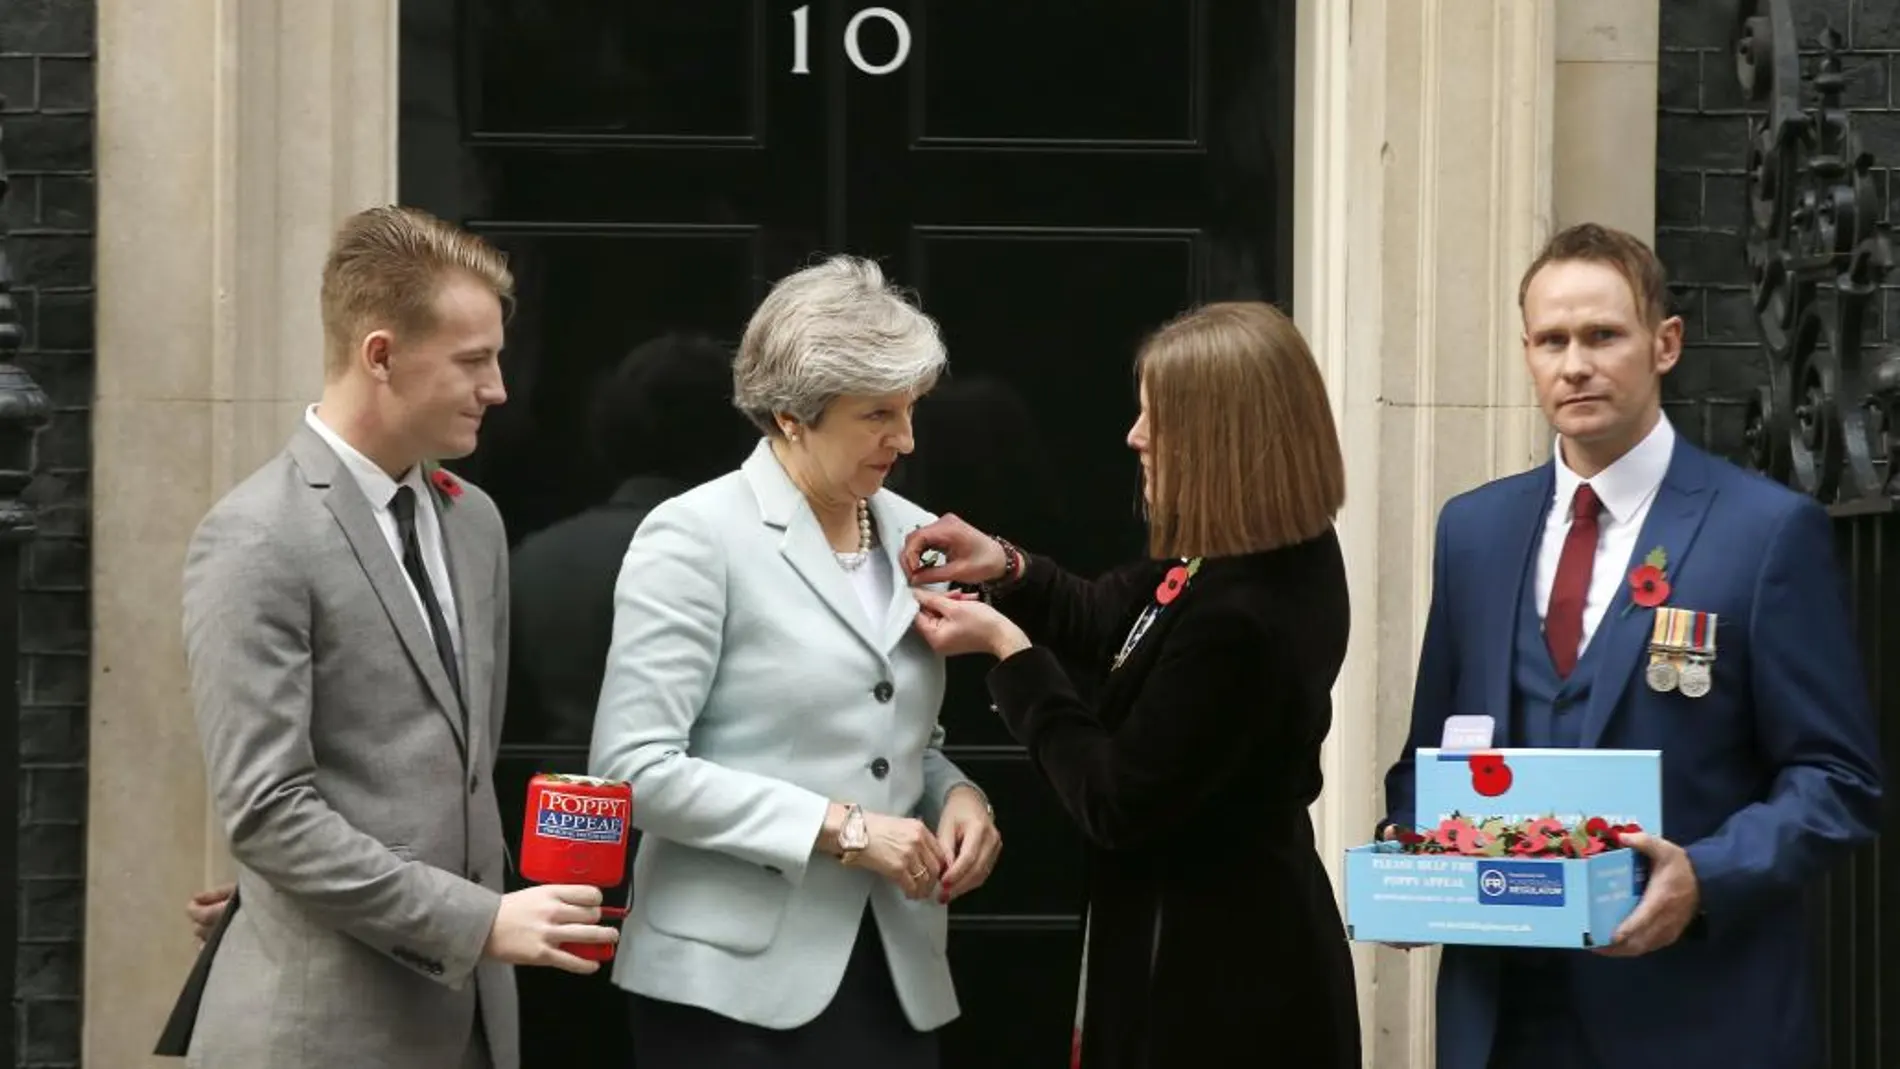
[519,773,633,887]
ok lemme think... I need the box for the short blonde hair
[732,255,946,434]
[319,205,514,377]
[1518,222,1669,328]
[1138,301,1345,558]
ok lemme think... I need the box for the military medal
[1645,657,1678,693]
[1644,606,1682,692]
[1644,606,1716,697]
[1677,658,1710,697]
[1677,610,1717,698]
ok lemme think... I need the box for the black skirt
[626,908,940,1069]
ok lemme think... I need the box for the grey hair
[733,255,947,434]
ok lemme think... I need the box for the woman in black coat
[904,301,1360,1069]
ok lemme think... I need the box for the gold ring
[909,867,928,880]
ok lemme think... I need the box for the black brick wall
[1,1,93,1067]
[1657,0,1900,458]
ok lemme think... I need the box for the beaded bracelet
[979,535,1027,600]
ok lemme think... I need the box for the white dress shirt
[304,406,462,658]
[843,548,894,629]
[1535,416,1675,658]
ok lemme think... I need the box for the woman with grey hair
[588,255,1000,1069]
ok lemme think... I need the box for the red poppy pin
[1154,557,1203,606]
[427,465,464,505]
[1623,545,1670,614]
[1467,752,1514,797]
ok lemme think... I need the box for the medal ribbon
[1669,607,1692,650]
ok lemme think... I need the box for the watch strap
[838,803,868,863]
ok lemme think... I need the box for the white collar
[1552,415,1675,524]
[303,405,428,510]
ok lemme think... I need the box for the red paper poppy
[429,467,464,500]
[1431,817,1493,854]
[1467,753,1514,797]
[1428,819,1464,849]
[1628,563,1670,608]
[1555,827,1607,857]
[1514,816,1563,853]
[1155,565,1191,605]
[1387,813,1640,859]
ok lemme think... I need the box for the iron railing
[1735,0,1896,502]
[1734,3,1899,1066]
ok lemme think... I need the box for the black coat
[507,476,686,746]
[504,476,689,1069]
[988,530,1360,1069]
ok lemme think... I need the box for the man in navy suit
[1379,222,1882,1069]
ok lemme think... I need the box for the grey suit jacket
[589,440,979,1031]
[180,424,517,1069]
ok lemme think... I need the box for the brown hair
[319,205,514,377]
[1517,222,1669,327]
[1137,301,1345,559]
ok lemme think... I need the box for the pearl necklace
[834,499,874,571]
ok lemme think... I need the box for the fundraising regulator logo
[1475,860,1565,907]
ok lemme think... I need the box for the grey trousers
[462,1024,491,1069]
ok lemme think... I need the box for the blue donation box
[1343,748,1662,948]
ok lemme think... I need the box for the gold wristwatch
[838,803,869,864]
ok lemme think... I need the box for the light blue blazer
[588,439,978,1031]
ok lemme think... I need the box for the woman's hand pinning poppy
[912,589,1031,661]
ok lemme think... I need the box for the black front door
[400,3,1292,1065]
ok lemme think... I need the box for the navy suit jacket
[1381,437,1882,1069]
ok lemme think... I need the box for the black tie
[389,485,464,709]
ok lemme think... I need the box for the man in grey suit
[170,206,616,1069]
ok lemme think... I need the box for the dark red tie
[1546,484,1602,678]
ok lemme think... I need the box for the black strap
[153,887,239,1057]
[391,486,465,711]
